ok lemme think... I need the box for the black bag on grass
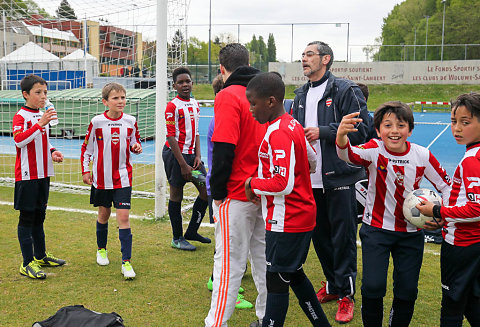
[32,305,124,327]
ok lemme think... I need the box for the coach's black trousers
[312,185,358,298]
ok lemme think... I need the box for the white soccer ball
[402,188,442,228]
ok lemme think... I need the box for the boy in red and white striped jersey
[81,83,142,279]
[245,72,331,327]
[417,93,480,326]
[336,101,451,326]
[162,67,209,251]
[13,74,66,280]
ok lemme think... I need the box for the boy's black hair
[212,74,224,95]
[172,67,192,83]
[357,83,369,101]
[219,43,249,73]
[20,74,47,99]
[307,41,334,71]
[246,72,285,103]
[452,92,480,120]
[373,101,414,132]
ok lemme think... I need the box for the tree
[258,35,267,62]
[375,0,480,61]
[250,35,259,55]
[169,29,185,62]
[1,0,50,19]
[56,0,77,19]
[267,33,276,62]
[186,36,221,64]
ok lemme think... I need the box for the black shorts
[90,186,132,209]
[14,178,50,211]
[360,223,424,300]
[265,230,312,273]
[441,241,480,302]
[162,145,207,188]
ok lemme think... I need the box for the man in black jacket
[291,41,370,324]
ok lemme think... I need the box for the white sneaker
[122,261,136,280]
[96,249,109,266]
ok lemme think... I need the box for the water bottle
[45,100,58,126]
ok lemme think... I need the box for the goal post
[0,0,190,218]
[155,0,167,218]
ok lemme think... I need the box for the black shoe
[184,232,211,244]
[171,237,196,251]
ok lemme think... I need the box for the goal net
[0,0,189,217]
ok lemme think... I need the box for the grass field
[1,83,475,326]
[0,184,469,326]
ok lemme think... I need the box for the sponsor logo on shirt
[13,126,22,132]
[444,174,451,184]
[166,112,174,119]
[267,219,277,224]
[389,158,409,164]
[112,131,120,145]
[274,149,285,161]
[288,119,297,131]
[273,165,287,177]
[377,165,387,173]
[119,202,131,206]
[467,177,480,188]
[467,192,480,203]
[108,123,122,127]
[166,121,175,125]
[259,152,269,159]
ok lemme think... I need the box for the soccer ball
[402,188,442,228]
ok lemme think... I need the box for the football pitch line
[0,200,215,228]
[0,201,439,254]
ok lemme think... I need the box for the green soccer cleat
[34,252,66,267]
[122,261,136,280]
[206,276,244,293]
[235,294,253,309]
[20,261,46,279]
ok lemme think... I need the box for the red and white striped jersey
[337,139,451,232]
[12,107,55,181]
[250,113,316,233]
[441,143,480,246]
[164,96,200,154]
[81,111,141,189]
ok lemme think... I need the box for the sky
[185,0,406,62]
[33,0,406,62]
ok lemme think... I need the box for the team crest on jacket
[326,98,332,107]
[112,131,120,145]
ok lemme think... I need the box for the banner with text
[269,60,480,85]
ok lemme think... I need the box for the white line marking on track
[426,124,450,149]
